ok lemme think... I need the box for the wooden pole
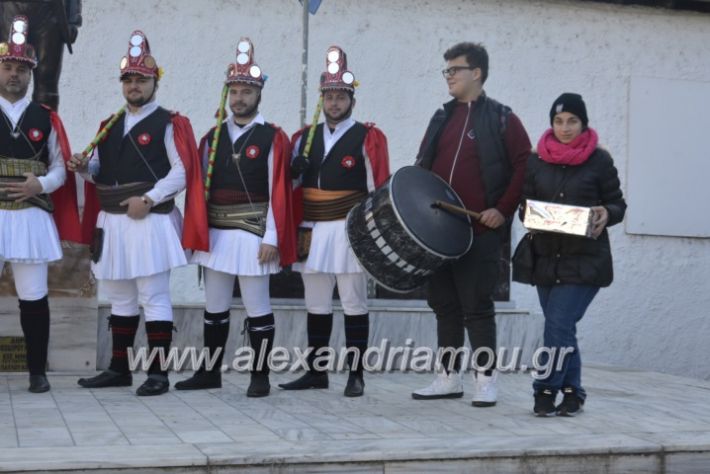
[300,0,309,127]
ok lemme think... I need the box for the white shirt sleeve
[291,135,303,189]
[262,146,278,247]
[37,128,66,194]
[144,123,186,205]
[362,142,376,193]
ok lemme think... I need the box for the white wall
[58,0,710,378]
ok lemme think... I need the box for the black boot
[344,372,365,397]
[136,321,172,396]
[278,313,332,390]
[174,370,221,390]
[343,313,369,397]
[246,314,274,397]
[278,371,329,390]
[28,375,50,393]
[78,315,139,388]
[19,296,51,393]
[78,370,132,388]
[175,310,229,390]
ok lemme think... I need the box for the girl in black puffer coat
[517,93,626,417]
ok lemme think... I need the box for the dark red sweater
[431,100,531,234]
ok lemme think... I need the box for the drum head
[390,166,473,258]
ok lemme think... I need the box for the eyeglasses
[441,66,475,78]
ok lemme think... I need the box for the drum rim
[345,205,425,294]
[389,166,473,259]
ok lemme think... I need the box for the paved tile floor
[1,367,710,472]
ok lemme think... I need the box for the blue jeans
[532,284,599,399]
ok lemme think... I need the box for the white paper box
[523,200,594,237]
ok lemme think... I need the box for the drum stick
[433,200,481,221]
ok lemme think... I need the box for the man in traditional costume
[279,46,389,397]
[0,15,81,392]
[68,30,207,396]
[175,37,296,397]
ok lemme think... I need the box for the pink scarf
[537,127,598,166]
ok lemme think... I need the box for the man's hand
[479,208,505,229]
[120,196,152,220]
[67,153,88,173]
[0,172,43,202]
[290,154,310,179]
[68,25,79,44]
[258,243,279,264]
[590,206,609,239]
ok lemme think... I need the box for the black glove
[68,25,79,44]
[290,154,311,179]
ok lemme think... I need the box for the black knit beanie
[549,93,588,127]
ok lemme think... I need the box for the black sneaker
[533,389,557,417]
[557,387,584,417]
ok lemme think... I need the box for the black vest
[95,107,172,185]
[416,94,512,208]
[207,122,276,202]
[0,102,51,165]
[299,122,368,191]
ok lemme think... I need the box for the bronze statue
[0,0,81,110]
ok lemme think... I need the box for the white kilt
[191,227,280,276]
[91,208,187,280]
[0,208,62,263]
[292,219,363,274]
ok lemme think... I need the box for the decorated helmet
[119,30,160,80]
[225,37,265,88]
[0,16,38,68]
[319,45,355,93]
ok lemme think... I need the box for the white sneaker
[472,371,497,407]
[412,371,464,400]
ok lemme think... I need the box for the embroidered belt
[302,188,366,221]
[0,158,53,212]
[207,201,268,236]
[96,182,174,214]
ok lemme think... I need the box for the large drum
[346,166,473,292]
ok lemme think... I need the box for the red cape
[290,122,391,227]
[362,123,391,187]
[81,112,209,251]
[198,123,297,267]
[42,105,82,243]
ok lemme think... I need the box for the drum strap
[303,188,367,221]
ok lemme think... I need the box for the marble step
[95,300,543,372]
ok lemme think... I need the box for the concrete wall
[54,1,710,378]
